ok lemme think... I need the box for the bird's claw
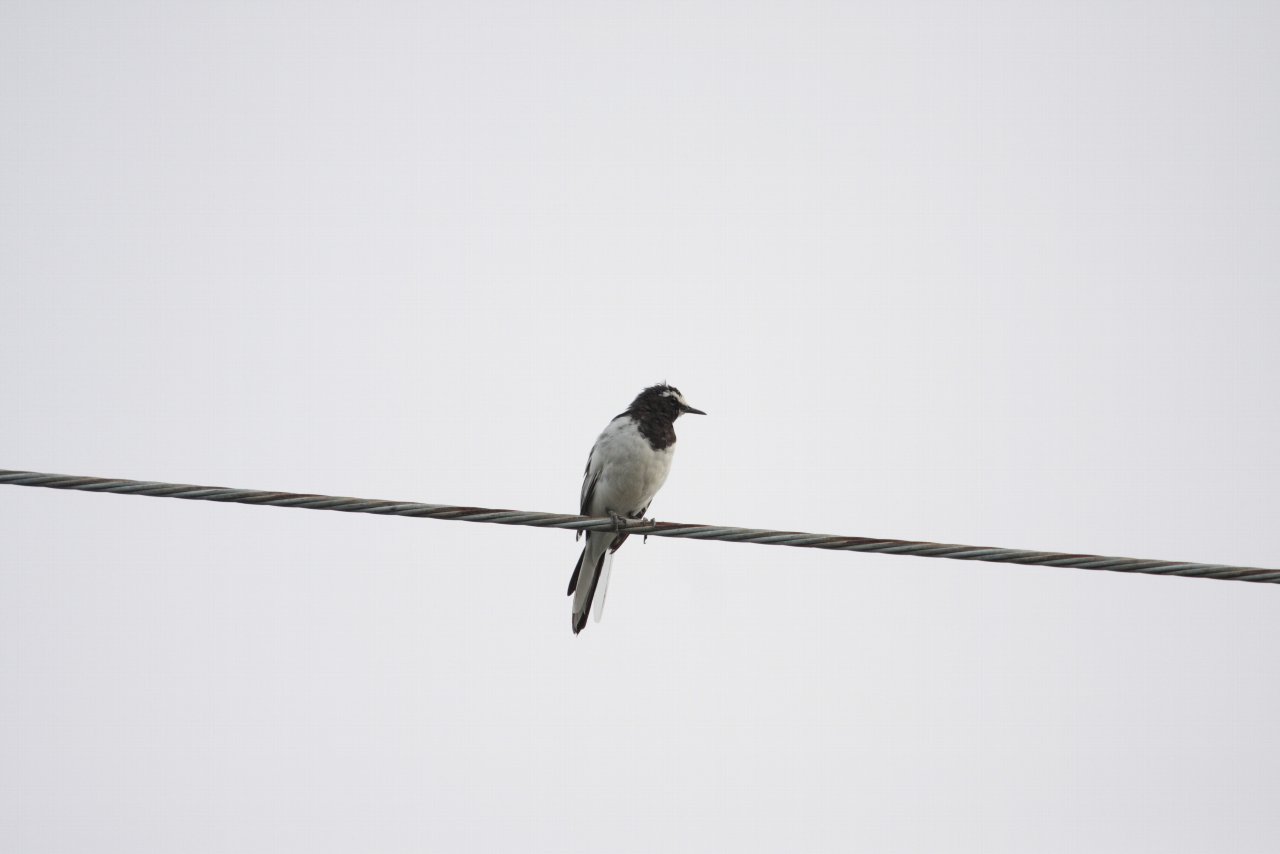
[640,517,656,543]
[608,511,627,532]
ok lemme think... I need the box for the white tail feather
[592,550,615,622]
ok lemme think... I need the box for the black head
[627,383,706,421]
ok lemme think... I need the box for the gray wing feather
[578,448,600,541]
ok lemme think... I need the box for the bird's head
[629,383,706,420]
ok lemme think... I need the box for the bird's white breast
[588,417,674,516]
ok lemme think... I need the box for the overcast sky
[3,2,1279,852]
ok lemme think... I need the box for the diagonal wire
[2,468,1278,585]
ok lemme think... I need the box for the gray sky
[3,2,1279,852]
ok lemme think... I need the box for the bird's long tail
[568,531,613,634]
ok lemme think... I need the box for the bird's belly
[599,445,672,514]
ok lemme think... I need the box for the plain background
[3,2,1279,852]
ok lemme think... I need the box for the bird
[567,383,705,634]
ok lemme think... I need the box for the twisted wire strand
[3,468,1278,585]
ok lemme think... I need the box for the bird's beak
[682,404,707,416]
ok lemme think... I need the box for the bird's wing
[580,465,599,515]
[578,446,601,541]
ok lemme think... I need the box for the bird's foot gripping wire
[638,518,656,543]
[608,511,628,532]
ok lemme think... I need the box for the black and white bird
[567,383,706,634]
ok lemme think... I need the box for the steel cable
[3,468,1277,585]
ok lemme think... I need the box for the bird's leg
[608,511,627,532]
